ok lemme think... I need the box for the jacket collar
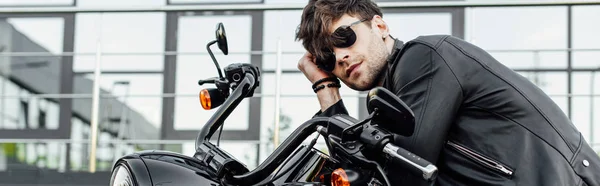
[381,38,404,89]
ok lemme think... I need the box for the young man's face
[326,14,390,91]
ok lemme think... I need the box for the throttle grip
[382,143,438,182]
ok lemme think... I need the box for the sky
[1,0,599,168]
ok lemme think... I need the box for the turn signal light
[199,88,226,110]
[200,89,212,110]
[331,168,350,186]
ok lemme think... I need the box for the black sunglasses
[316,19,368,72]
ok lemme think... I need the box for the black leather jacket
[318,35,600,186]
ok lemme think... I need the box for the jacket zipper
[446,141,514,176]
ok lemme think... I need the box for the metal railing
[0,139,597,173]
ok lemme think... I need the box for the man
[295,0,600,185]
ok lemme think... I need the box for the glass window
[73,13,166,72]
[383,12,452,42]
[77,0,164,7]
[264,0,305,3]
[1,17,65,95]
[262,10,304,71]
[25,97,59,129]
[572,6,600,68]
[571,72,600,144]
[466,7,568,69]
[169,0,261,4]
[70,117,88,171]
[0,0,73,6]
[1,81,25,129]
[89,74,163,128]
[175,15,252,130]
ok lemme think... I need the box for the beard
[346,35,389,91]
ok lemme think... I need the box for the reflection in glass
[0,18,64,96]
[69,97,160,140]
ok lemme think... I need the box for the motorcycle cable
[253,133,321,186]
[216,124,224,146]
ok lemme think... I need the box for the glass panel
[571,72,600,144]
[0,18,65,94]
[0,79,60,130]
[466,7,567,69]
[572,5,600,49]
[87,74,163,128]
[175,15,252,130]
[73,13,166,72]
[383,12,452,42]
[77,0,164,7]
[0,0,72,6]
[264,0,306,3]
[70,96,161,140]
[169,0,262,4]
[262,10,304,71]
[572,5,600,68]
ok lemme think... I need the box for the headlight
[110,165,135,186]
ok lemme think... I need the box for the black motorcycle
[109,23,438,186]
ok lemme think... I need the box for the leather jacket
[318,35,600,186]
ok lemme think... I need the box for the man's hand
[297,52,342,111]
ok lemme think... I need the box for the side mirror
[366,87,415,136]
[216,22,228,55]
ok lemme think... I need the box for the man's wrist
[316,85,341,112]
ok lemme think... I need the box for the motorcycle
[109,23,438,186]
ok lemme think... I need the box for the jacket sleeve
[313,99,349,117]
[386,43,463,184]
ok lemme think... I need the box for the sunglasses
[316,19,368,72]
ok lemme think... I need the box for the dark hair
[295,0,383,60]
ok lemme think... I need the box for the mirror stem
[207,40,224,79]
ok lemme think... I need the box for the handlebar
[382,143,438,182]
[196,73,256,146]
[226,117,330,185]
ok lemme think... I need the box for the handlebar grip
[383,144,438,182]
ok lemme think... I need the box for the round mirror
[216,22,228,55]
